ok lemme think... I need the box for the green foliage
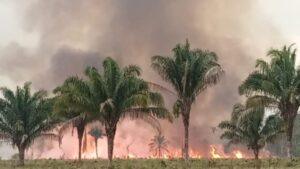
[0,82,56,165]
[149,133,169,158]
[219,102,283,159]
[53,76,96,160]
[151,40,224,159]
[239,44,300,156]
[88,126,105,158]
[88,127,104,140]
[55,57,171,123]
[151,40,224,111]
[54,57,171,162]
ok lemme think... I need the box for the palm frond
[146,81,177,96]
[122,107,172,122]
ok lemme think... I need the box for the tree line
[0,40,298,166]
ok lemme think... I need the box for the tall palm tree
[57,57,171,163]
[149,133,169,158]
[0,82,55,166]
[239,44,300,157]
[151,40,223,159]
[88,126,105,158]
[219,103,283,159]
[53,82,93,161]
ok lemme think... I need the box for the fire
[65,142,255,159]
[210,145,221,158]
[82,151,97,159]
[169,150,181,158]
[127,153,137,159]
[233,151,243,159]
[163,154,169,159]
[123,145,250,159]
[44,133,257,160]
[189,148,202,159]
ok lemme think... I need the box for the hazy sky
[0,1,299,46]
[0,0,299,87]
[0,1,299,50]
[0,0,300,159]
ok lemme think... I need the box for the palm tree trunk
[17,145,25,166]
[284,110,297,158]
[286,120,294,158]
[182,103,191,160]
[106,124,117,164]
[253,149,259,160]
[95,138,98,159]
[254,148,262,169]
[158,147,161,158]
[78,136,83,160]
[77,125,85,161]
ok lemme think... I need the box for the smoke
[0,0,284,158]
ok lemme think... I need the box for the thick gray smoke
[0,0,284,158]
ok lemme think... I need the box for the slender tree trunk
[77,125,85,161]
[95,138,98,159]
[78,137,83,160]
[284,110,297,158]
[253,148,261,169]
[286,120,294,158]
[253,149,259,160]
[17,145,25,166]
[106,123,117,165]
[158,147,161,158]
[182,103,191,160]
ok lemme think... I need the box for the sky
[0,0,300,159]
[0,0,297,50]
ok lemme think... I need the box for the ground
[1,159,300,169]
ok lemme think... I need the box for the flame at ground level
[210,145,221,158]
[233,151,243,159]
[26,122,271,160]
[79,144,264,160]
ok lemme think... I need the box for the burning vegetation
[0,41,299,168]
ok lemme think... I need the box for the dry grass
[1,158,300,169]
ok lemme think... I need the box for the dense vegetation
[239,45,300,157]
[219,102,283,159]
[151,41,224,160]
[0,83,56,165]
[53,57,171,164]
[1,41,300,168]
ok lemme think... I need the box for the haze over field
[0,0,299,159]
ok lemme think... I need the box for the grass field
[1,159,300,169]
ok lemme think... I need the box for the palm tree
[53,83,93,160]
[239,44,300,157]
[0,82,55,166]
[57,57,171,164]
[149,133,169,158]
[151,40,224,159]
[219,103,283,159]
[88,126,105,158]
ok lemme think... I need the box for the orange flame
[210,145,221,158]
[190,148,202,158]
[127,153,137,159]
[233,150,243,159]
[65,138,258,160]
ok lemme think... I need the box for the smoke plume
[0,0,284,158]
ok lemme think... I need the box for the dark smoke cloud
[34,47,101,89]
[0,43,44,83]
[0,0,284,158]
